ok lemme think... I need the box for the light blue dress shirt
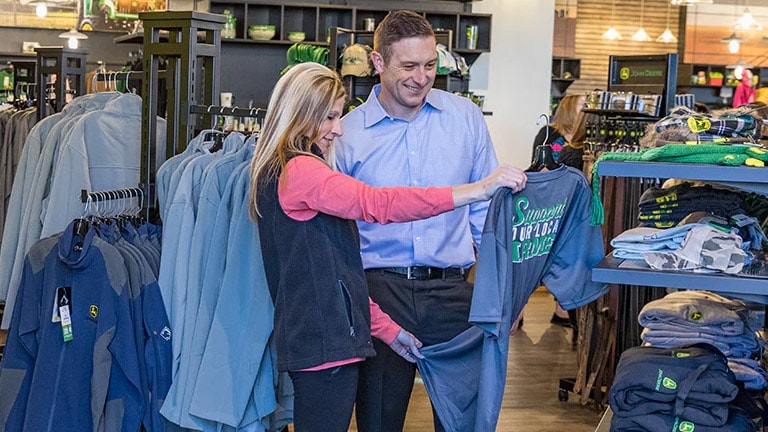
[335,85,498,268]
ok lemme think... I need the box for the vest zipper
[338,280,355,337]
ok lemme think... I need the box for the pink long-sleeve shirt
[277,155,454,371]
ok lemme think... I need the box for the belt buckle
[406,266,430,280]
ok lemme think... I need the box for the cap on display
[341,44,373,77]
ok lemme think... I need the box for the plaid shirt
[655,106,760,139]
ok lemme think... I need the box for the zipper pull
[349,326,355,337]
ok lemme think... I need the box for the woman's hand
[388,329,425,363]
[451,164,528,207]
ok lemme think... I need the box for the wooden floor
[348,288,604,431]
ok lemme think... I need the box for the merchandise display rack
[593,160,768,304]
[590,160,768,431]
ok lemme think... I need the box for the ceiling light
[35,2,47,18]
[728,59,753,80]
[670,0,713,5]
[657,29,678,43]
[58,28,88,49]
[657,3,678,43]
[631,28,652,42]
[631,0,652,42]
[722,32,744,53]
[734,6,763,31]
[602,27,622,41]
[602,0,622,41]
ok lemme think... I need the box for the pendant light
[657,3,678,43]
[631,0,652,42]
[670,0,712,5]
[602,0,622,41]
[734,0,763,32]
[57,11,88,49]
[58,28,88,49]
[722,32,744,54]
[728,58,753,81]
[35,2,47,18]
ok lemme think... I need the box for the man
[335,10,501,432]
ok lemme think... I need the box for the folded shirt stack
[637,183,745,229]
[610,225,697,260]
[639,291,765,389]
[609,343,758,432]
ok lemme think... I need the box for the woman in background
[531,93,586,162]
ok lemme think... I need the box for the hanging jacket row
[155,129,292,432]
[0,92,167,330]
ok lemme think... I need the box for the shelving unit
[329,27,469,105]
[592,159,768,431]
[676,63,768,108]
[206,1,491,54]
[608,53,678,117]
[201,1,491,110]
[34,46,87,121]
[551,56,580,102]
[593,160,768,302]
[592,161,768,304]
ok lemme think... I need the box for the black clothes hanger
[527,144,559,172]
[526,114,561,172]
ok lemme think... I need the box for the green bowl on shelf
[248,24,276,41]
[288,31,306,42]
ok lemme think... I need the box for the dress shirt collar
[361,84,444,128]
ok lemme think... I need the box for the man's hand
[388,329,425,363]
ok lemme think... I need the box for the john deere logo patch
[687,117,711,133]
[89,305,98,319]
[679,421,695,432]
[620,67,630,80]
[690,311,702,321]
[663,377,677,390]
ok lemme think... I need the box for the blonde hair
[551,94,585,137]
[248,63,347,220]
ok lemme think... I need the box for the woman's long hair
[551,94,584,137]
[248,63,346,220]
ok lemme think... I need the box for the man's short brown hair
[373,10,435,62]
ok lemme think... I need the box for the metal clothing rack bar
[80,187,143,204]
[93,70,168,82]
[189,104,267,118]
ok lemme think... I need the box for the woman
[248,62,527,432]
[531,93,586,162]
[733,69,756,108]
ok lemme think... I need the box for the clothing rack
[92,70,167,91]
[189,103,266,132]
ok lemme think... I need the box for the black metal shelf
[593,256,768,304]
[594,160,768,304]
[582,108,658,119]
[222,38,328,46]
[596,161,768,195]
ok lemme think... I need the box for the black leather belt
[372,266,465,280]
